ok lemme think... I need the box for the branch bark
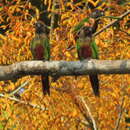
[1,60,130,81]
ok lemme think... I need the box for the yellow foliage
[0,0,130,129]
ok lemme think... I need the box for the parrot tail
[89,75,100,97]
[41,75,50,95]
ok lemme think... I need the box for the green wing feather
[91,40,99,59]
[76,39,81,51]
[76,39,82,59]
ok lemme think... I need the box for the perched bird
[73,9,103,96]
[30,21,50,95]
[76,26,99,96]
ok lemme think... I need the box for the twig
[114,97,125,130]
[93,10,130,36]
[0,93,47,111]
[66,45,75,51]
[79,96,97,130]
[68,10,130,51]
[102,16,121,19]
[50,0,56,41]
[9,81,29,96]
[58,83,98,129]
[76,118,90,126]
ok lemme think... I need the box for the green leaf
[91,40,99,59]
[2,111,8,119]
[0,123,4,129]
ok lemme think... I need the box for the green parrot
[76,26,99,96]
[74,10,104,96]
[30,21,50,95]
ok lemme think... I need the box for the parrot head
[79,26,93,38]
[34,21,49,34]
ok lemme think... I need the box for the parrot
[30,21,50,95]
[76,26,99,96]
[73,9,104,96]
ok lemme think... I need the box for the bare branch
[93,10,130,37]
[1,60,130,81]
[79,96,97,130]
[114,97,125,130]
[56,83,98,129]
[50,0,56,40]
[8,81,29,96]
[66,10,130,51]
[0,93,47,111]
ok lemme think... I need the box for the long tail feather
[41,75,50,95]
[89,74,99,96]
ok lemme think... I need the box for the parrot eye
[84,27,92,33]
[35,22,43,28]
[37,23,41,28]
[84,27,93,36]
[100,11,104,16]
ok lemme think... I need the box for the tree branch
[0,93,47,111]
[50,0,56,40]
[93,10,130,37]
[66,10,130,51]
[56,83,97,129]
[114,97,125,130]
[1,60,130,81]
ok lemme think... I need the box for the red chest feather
[79,45,92,58]
[34,45,44,60]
